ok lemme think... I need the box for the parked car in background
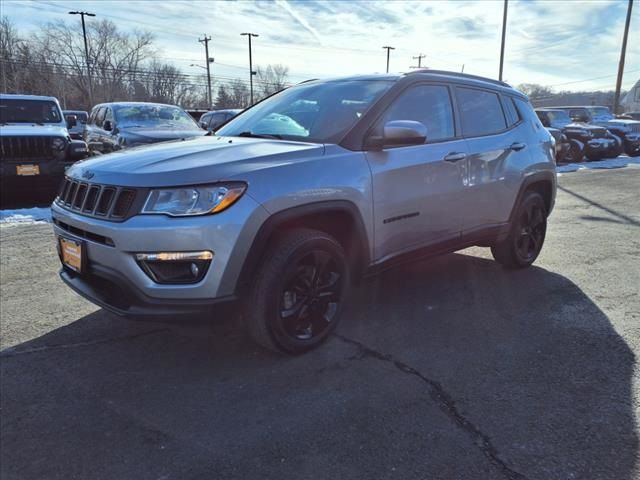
[63,110,88,140]
[84,102,206,154]
[52,71,556,354]
[535,108,617,161]
[0,94,88,198]
[554,105,640,157]
[199,109,242,132]
[546,127,570,163]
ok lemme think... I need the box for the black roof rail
[406,69,512,88]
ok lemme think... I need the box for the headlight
[51,137,66,151]
[141,183,246,216]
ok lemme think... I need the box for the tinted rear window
[457,87,507,137]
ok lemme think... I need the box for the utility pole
[69,10,95,106]
[382,46,395,73]
[410,53,426,69]
[241,32,259,105]
[614,0,633,114]
[198,35,214,108]
[499,0,508,81]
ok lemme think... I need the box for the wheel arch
[235,200,371,294]
[509,171,556,222]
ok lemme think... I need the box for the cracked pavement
[1,167,639,479]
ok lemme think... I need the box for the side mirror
[103,120,113,131]
[367,120,427,150]
[66,115,77,129]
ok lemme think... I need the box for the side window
[456,87,507,137]
[514,97,543,130]
[502,96,520,127]
[88,108,97,125]
[199,114,210,128]
[379,84,455,143]
[104,108,114,123]
[210,113,228,130]
[94,107,106,128]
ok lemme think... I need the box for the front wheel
[564,142,584,163]
[491,191,547,269]
[245,228,350,354]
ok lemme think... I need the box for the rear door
[366,83,468,261]
[456,87,529,231]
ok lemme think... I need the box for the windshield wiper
[236,131,283,140]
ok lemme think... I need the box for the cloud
[275,0,324,45]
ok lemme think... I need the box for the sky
[2,0,639,92]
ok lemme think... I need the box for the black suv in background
[84,102,206,154]
[63,110,88,140]
[198,109,242,132]
[555,105,640,157]
[535,108,620,161]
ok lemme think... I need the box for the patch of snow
[557,155,640,174]
[0,207,52,226]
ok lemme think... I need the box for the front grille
[591,128,607,139]
[630,124,640,134]
[56,177,142,221]
[0,136,57,160]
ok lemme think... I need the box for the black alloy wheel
[277,250,343,342]
[514,200,546,264]
[491,191,547,269]
[245,228,350,354]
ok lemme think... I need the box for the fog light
[135,251,213,284]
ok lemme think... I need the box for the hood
[121,127,207,142]
[592,118,640,129]
[66,135,325,187]
[0,124,69,137]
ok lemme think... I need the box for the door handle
[443,152,467,162]
[510,142,526,151]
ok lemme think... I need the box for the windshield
[547,110,571,123]
[0,99,62,124]
[587,107,612,118]
[216,80,393,143]
[113,104,199,130]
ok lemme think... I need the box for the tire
[607,135,624,158]
[586,151,604,162]
[491,191,547,269]
[564,142,584,163]
[244,228,350,354]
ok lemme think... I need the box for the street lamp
[241,32,259,105]
[69,11,96,106]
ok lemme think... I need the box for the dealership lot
[1,167,639,479]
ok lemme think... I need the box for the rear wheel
[245,228,350,354]
[491,191,547,269]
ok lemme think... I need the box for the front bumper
[585,138,616,155]
[51,194,269,316]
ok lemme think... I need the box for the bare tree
[36,19,154,108]
[255,64,289,100]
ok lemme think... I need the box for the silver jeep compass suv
[52,70,556,354]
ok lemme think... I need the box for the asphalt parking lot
[1,167,639,480]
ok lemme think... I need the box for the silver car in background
[52,70,556,354]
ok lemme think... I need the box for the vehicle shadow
[1,252,636,480]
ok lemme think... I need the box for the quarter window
[502,96,520,127]
[380,84,455,143]
[457,87,507,137]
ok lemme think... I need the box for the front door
[365,84,468,262]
